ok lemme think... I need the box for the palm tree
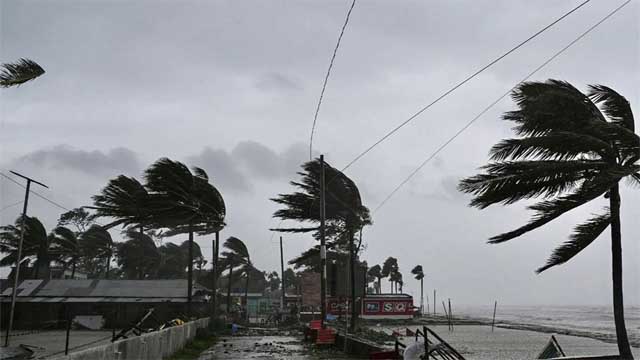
[367,265,382,294]
[459,80,639,358]
[220,237,251,313]
[80,225,113,279]
[90,176,153,233]
[0,216,51,279]
[115,230,161,280]
[381,257,398,293]
[389,271,403,293]
[0,59,45,88]
[145,158,226,314]
[49,226,81,278]
[411,265,425,314]
[272,158,371,330]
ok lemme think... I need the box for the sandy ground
[198,335,353,360]
[384,324,639,360]
[3,330,113,359]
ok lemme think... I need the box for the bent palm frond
[0,59,45,88]
[536,209,611,273]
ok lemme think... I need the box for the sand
[382,324,639,360]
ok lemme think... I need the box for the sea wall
[51,318,210,360]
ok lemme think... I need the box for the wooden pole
[4,171,47,347]
[433,290,436,315]
[319,155,327,328]
[65,306,72,355]
[491,300,497,332]
[441,301,449,331]
[448,298,453,332]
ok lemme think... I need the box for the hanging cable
[372,0,631,214]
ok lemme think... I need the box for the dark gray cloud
[187,147,251,193]
[13,145,141,177]
[255,73,303,92]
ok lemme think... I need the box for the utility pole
[4,171,48,347]
[211,231,219,319]
[319,155,327,328]
[280,236,285,311]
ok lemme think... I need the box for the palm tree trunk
[71,261,76,279]
[187,225,194,317]
[348,228,356,331]
[609,184,633,358]
[420,278,424,315]
[244,272,250,322]
[105,255,110,280]
[227,263,233,314]
[377,276,381,294]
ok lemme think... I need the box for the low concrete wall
[51,318,210,360]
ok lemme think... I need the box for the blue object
[231,323,238,335]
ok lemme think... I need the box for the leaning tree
[459,80,639,358]
[144,158,226,315]
[271,158,371,331]
[411,265,425,314]
[0,58,45,88]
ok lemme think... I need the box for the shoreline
[406,315,640,349]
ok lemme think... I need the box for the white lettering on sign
[383,302,393,312]
[394,302,406,312]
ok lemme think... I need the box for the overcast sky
[1,0,638,306]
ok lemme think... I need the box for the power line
[309,0,357,160]
[0,172,71,212]
[372,0,631,214]
[0,200,23,212]
[339,0,592,173]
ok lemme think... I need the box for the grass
[168,334,217,360]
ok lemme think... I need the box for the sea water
[453,305,640,347]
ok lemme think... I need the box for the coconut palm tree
[49,226,81,278]
[459,80,639,358]
[367,264,382,294]
[115,230,161,280]
[0,216,51,279]
[0,59,45,88]
[411,265,425,314]
[272,158,371,330]
[144,158,226,314]
[381,257,398,293]
[220,237,251,313]
[80,225,113,279]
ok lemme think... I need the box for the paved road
[4,330,112,359]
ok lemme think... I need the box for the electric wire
[309,0,357,160]
[372,0,631,214]
[339,0,592,173]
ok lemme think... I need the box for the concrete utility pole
[4,171,48,347]
[319,155,327,328]
[211,231,219,319]
[280,236,285,311]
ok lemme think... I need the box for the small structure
[0,279,210,329]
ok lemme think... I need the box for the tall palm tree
[459,80,639,358]
[0,59,45,88]
[381,257,398,293]
[49,226,80,278]
[411,265,425,314]
[0,216,51,279]
[145,159,225,314]
[389,271,403,293]
[367,265,382,294]
[221,237,251,313]
[272,158,371,330]
[80,225,113,279]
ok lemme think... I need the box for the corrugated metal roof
[0,279,209,302]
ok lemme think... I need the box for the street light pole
[4,171,48,347]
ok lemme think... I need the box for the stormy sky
[1,0,638,306]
